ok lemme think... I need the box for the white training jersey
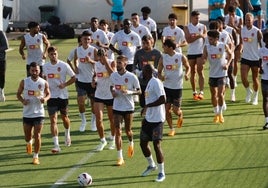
[43,60,75,99]
[22,77,47,118]
[110,30,141,65]
[219,30,232,45]
[162,52,184,89]
[225,25,240,47]
[223,26,235,59]
[162,26,186,53]
[95,59,114,100]
[259,47,268,80]
[187,23,206,55]
[140,16,157,32]
[241,26,261,61]
[145,77,166,123]
[87,28,109,49]
[24,33,45,66]
[106,31,115,60]
[67,48,75,61]
[224,15,242,28]
[131,24,152,39]
[206,42,228,78]
[76,45,96,83]
[110,71,140,111]
[224,25,234,38]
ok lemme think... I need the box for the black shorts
[94,97,113,106]
[23,117,44,126]
[113,110,134,117]
[47,98,69,115]
[209,77,226,87]
[241,58,260,67]
[164,87,182,107]
[187,54,202,60]
[140,119,163,142]
[139,85,147,108]
[75,80,95,97]
[261,79,268,91]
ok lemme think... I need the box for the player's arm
[223,44,232,70]
[177,35,188,48]
[146,95,166,108]
[151,31,157,47]
[73,48,79,74]
[19,37,26,60]
[41,81,51,103]
[257,30,263,48]
[42,35,50,59]
[101,55,115,75]
[109,43,122,55]
[60,75,76,89]
[106,0,112,6]
[182,55,190,80]
[85,49,97,64]
[184,26,202,43]
[246,0,253,10]
[157,56,164,81]
[201,45,208,63]
[16,80,28,105]
[110,85,118,98]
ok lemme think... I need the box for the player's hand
[21,54,26,60]
[22,99,30,105]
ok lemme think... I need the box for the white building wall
[11,0,188,24]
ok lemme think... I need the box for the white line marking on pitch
[50,151,96,188]
[50,111,140,187]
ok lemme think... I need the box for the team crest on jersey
[175,59,179,63]
[131,36,134,41]
[37,39,40,43]
[139,30,142,34]
[198,28,201,32]
[219,48,222,52]
[125,78,128,83]
[174,32,177,36]
[221,38,224,42]
[57,67,61,72]
[97,35,100,39]
[38,84,42,90]
[147,21,150,25]
[251,33,254,37]
[88,52,91,56]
